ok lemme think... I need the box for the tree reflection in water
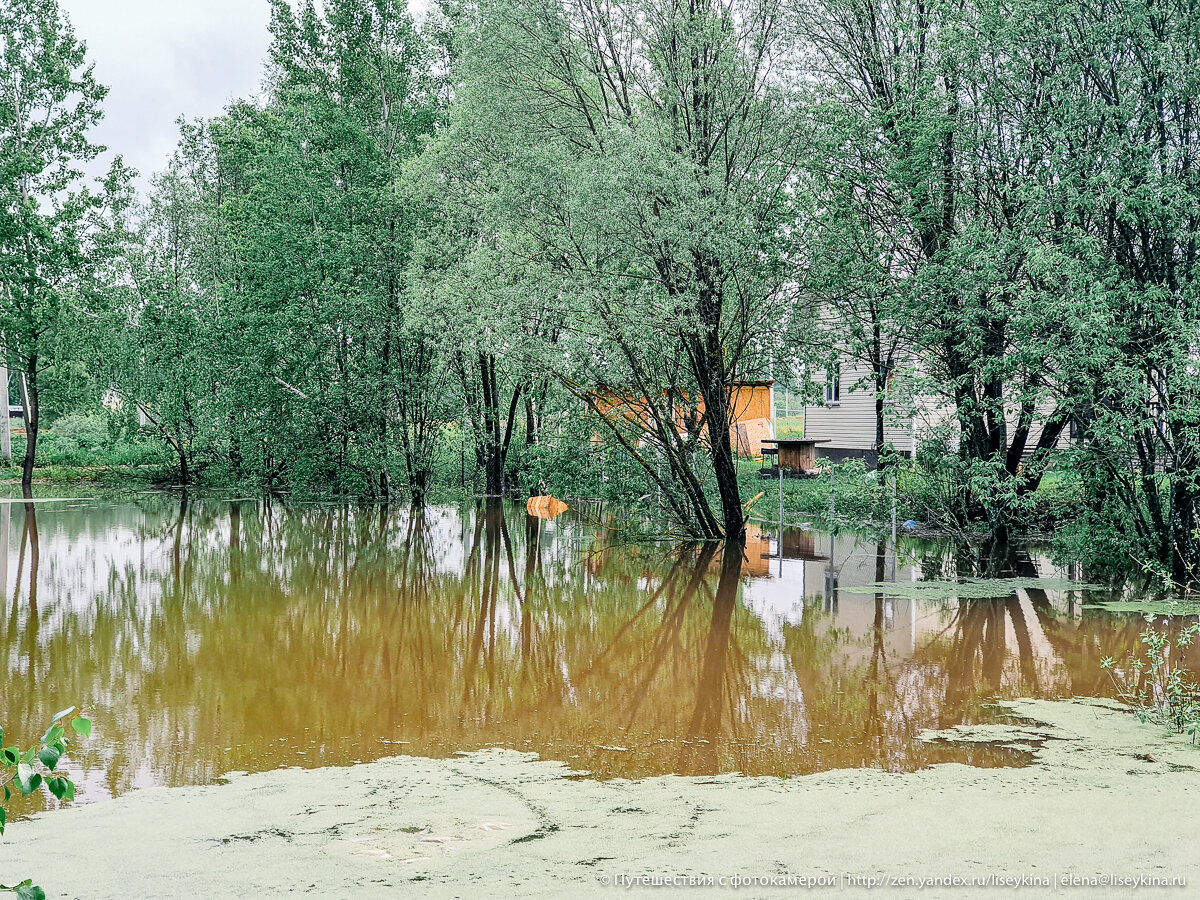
[0,497,1183,815]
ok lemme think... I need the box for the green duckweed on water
[2,698,1197,899]
[1086,599,1200,616]
[843,577,1102,600]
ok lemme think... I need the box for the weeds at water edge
[1102,618,1200,743]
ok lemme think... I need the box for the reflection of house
[803,359,1077,468]
[591,380,775,458]
[739,525,772,577]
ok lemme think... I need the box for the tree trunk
[874,374,886,462]
[19,358,37,488]
[694,347,744,541]
[477,353,521,499]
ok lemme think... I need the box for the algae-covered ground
[3,699,1197,898]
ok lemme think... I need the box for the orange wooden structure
[589,380,774,458]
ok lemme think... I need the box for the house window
[1069,415,1082,440]
[824,362,841,405]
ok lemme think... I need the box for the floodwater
[0,494,1188,814]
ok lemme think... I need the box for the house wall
[802,362,915,457]
[589,383,776,457]
[802,360,1076,465]
[728,383,773,422]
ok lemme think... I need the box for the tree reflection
[0,498,1181,814]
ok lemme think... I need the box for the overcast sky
[59,0,428,192]
[59,0,274,188]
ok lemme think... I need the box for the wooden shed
[588,381,775,458]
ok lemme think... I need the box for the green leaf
[0,806,6,834]
[41,725,63,747]
[51,707,76,723]
[71,717,92,739]
[47,777,70,801]
[36,746,60,771]
[1,746,18,765]
[15,883,46,900]
[62,779,75,801]
[15,764,41,797]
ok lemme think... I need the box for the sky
[59,0,275,188]
[58,0,429,191]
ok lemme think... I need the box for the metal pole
[890,471,897,545]
[0,502,8,595]
[828,461,835,530]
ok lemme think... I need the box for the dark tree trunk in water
[694,328,744,542]
[477,353,521,499]
[19,357,37,489]
[709,417,744,541]
[1169,475,1200,584]
[409,469,427,506]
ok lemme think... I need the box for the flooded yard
[0,493,1180,813]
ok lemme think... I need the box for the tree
[1017,0,1200,583]
[0,0,122,487]
[446,0,807,540]
[113,0,445,499]
[799,0,1087,535]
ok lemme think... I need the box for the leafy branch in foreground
[0,706,92,899]
[1102,620,1200,742]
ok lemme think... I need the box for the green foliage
[1102,621,1200,741]
[0,707,90,897]
[0,0,135,485]
[741,458,901,533]
[4,0,1200,565]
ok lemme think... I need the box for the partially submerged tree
[798,0,1090,535]
[1019,0,1200,583]
[449,0,808,539]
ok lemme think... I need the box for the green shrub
[1103,620,1200,740]
[1,706,91,898]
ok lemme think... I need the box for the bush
[18,412,171,469]
[1103,620,1200,741]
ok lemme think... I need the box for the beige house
[803,358,1076,467]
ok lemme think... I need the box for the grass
[775,415,804,438]
[0,462,173,487]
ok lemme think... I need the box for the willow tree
[802,1,1090,530]
[453,0,806,540]
[1015,0,1200,583]
[117,0,444,497]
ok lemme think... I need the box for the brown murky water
[0,494,1186,813]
